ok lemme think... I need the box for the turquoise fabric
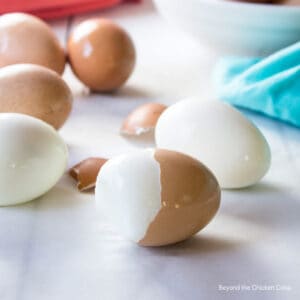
[214,42,300,128]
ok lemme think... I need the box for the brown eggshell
[279,0,300,5]
[233,0,282,4]
[67,18,136,92]
[139,149,221,247]
[121,103,167,136]
[70,157,108,191]
[0,13,65,74]
[231,0,276,3]
[0,64,72,129]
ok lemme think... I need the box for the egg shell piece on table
[69,157,108,191]
[0,13,65,74]
[67,18,136,92]
[155,99,271,189]
[121,102,167,136]
[95,149,220,247]
[0,64,73,130]
[0,113,68,206]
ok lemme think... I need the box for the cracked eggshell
[67,18,136,92]
[155,98,271,189]
[95,149,220,247]
[0,113,68,206]
[0,64,73,129]
[0,13,65,74]
[69,157,108,191]
[121,103,167,136]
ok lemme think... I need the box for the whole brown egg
[67,19,136,92]
[0,64,72,129]
[0,13,65,74]
[231,0,280,3]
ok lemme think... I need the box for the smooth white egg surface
[95,149,161,243]
[155,98,271,189]
[0,113,68,206]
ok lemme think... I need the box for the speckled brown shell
[0,13,66,74]
[0,64,72,129]
[139,149,221,247]
[67,18,136,92]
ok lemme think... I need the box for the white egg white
[155,98,271,189]
[95,149,162,243]
[0,113,68,206]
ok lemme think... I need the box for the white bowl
[153,0,300,56]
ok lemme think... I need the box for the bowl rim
[199,0,300,12]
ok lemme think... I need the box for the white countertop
[0,1,299,299]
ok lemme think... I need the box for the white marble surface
[1,1,300,299]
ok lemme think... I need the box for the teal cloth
[214,42,300,128]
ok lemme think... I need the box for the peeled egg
[0,113,68,206]
[67,18,136,92]
[0,64,73,129]
[0,13,65,74]
[155,99,271,189]
[121,103,167,136]
[95,149,220,247]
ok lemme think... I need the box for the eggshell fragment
[67,18,136,92]
[0,64,73,129]
[121,103,167,136]
[95,149,220,247]
[0,113,68,206]
[0,13,65,74]
[69,157,108,191]
[155,98,271,189]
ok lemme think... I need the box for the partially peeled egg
[95,149,220,246]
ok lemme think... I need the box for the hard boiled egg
[95,149,220,247]
[0,64,72,129]
[155,98,271,189]
[0,13,65,74]
[0,113,68,206]
[67,18,136,92]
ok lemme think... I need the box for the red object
[0,0,140,20]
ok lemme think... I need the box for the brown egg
[95,149,221,247]
[0,13,65,74]
[67,18,136,92]
[0,64,72,129]
[279,0,300,4]
[121,103,167,136]
[232,0,279,3]
[70,157,108,191]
